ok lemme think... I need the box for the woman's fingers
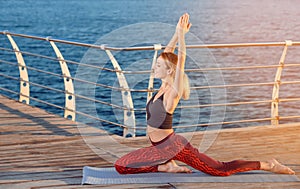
[177,13,191,33]
[184,13,189,23]
[183,14,190,25]
[183,13,189,23]
[187,22,192,30]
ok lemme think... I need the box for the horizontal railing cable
[0,58,291,92]
[0,72,132,111]
[0,86,24,97]
[0,59,126,91]
[278,97,300,102]
[0,86,64,110]
[279,115,300,120]
[185,65,279,72]
[3,47,300,77]
[173,117,274,129]
[181,99,273,109]
[3,46,300,74]
[0,47,293,73]
[0,86,128,128]
[0,59,68,79]
[0,47,116,72]
[0,58,275,91]
[1,60,299,93]
[281,80,300,85]
[0,80,299,131]
[1,71,299,110]
[2,47,300,78]
[1,84,296,130]
[186,63,300,73]
[191,82,275,90]
[0,47,154,75]
[135,117,274,130]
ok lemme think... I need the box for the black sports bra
[146,93,173,129]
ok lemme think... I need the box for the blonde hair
[160,52,190,100]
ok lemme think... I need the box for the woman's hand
[176,13,192,35]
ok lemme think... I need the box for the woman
[115,13,295,176]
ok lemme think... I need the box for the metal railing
[1,31,300,137]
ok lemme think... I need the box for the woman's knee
[114,163,127,174]
[114,158,127,174]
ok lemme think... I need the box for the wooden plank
[0,170,81,184]
[0,178,81,189]
[31,184,174,189]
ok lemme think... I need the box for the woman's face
[154,56,169,79]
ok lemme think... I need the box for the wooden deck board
[0,95,299,189]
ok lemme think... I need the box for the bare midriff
[147,125,174,142]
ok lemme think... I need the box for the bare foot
[158,160,192,173]
[264,159,295,175]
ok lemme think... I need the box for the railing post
[6,33,30,104]
[105,50,136,137]
[147,44,161,102]
[271,40,292,125]
[49,40,76,121]
[145,44,161,135]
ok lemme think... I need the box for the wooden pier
[0,95,299,189]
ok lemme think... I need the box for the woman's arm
[172,13,191,98]
[164,31,178,53]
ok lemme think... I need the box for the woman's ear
[167,69,173,75]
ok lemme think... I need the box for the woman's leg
[114,145,170,174]
[116,133,295,175]
[169,134,261,176]
[115,132,183,174]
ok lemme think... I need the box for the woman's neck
[160,82,170,92]
[161,77,173,89]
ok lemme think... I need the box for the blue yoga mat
[82,166,299,185]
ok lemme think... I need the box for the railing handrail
[1,31,300,137]
[2,31,300,51]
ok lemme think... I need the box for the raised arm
[172,13,191,98]
[164,31,178,53]
[164,14,192,53]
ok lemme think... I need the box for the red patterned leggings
[115,132,260,176]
